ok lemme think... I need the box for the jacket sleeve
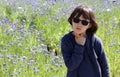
[94,37,110,77]
[61,36,84,71]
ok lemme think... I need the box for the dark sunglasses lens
[81,20,89,26]
[73,18,80,23]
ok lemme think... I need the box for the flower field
[0,0,120,77]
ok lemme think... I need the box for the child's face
[72,15,91,35]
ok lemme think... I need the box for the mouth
[76,27,81,30]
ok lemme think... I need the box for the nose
[75,22,82,26]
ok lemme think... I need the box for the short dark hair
[68,5,98,35]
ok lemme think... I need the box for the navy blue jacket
[61,31,110,77]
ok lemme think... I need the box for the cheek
[72,25,76,30]
[72,23,77,28]
[88,24,92,28]
[85,24,91,30]
[84,26,90,31]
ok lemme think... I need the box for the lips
[76,27,81,30]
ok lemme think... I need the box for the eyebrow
[79,18,90,22]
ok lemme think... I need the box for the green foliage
[0,0,120,77]
[4,5,12,18]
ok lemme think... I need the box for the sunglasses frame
[73,17,90,26]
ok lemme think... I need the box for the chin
[75,31,82,34]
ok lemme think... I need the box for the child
[61,5,110,77]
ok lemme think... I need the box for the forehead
[73,7,90,19]
[79,15,90,21]
[76,15,89,21]
[78,15,86,19]
[74,12,90,20]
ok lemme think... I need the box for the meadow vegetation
[0,0,120,77]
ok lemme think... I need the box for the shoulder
[93,35,103,45]
[92,35,105,57]
[92,35,104,53]
[87,34,102,45]
[61,31,73,42]
[61,31,75,49]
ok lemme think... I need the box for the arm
[61,36,84,71]
[94,37,110,77]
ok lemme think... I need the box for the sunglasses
[73,17,90,26]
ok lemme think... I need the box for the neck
[79,33,86,37]
[73,31,87,38]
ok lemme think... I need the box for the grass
[0,0,120,77]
